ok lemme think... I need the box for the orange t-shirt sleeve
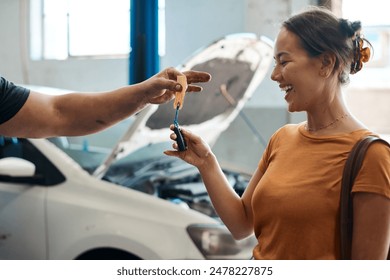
[352,141,390,199]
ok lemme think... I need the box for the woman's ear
[319,52,336,77]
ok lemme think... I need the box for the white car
[0,34,273,260]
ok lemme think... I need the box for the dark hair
[282,6,372,84]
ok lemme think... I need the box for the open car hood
[93,33,273,178]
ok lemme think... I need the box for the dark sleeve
[0,76,30,125]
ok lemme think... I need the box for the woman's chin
[287,104,303,113]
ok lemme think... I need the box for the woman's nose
[270,66,279,82]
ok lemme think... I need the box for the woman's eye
[273,60,288,67]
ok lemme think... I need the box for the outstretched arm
[4,85,150,138]
[164,126,263,240]
[0,67,211,138]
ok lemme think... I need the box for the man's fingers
[184,70,212,84]
[163,68,211,83]
[186,85,203,92]
[165,67,182,80]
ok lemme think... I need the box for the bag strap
[340,135,390,259]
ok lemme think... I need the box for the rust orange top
[251,124,390,259]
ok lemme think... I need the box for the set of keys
[173,75,187,151]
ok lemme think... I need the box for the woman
[165,7,390,259]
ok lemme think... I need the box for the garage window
[30,0,131,60]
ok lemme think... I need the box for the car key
[172,74,188,151]
[173,103,187,151]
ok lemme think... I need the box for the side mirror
[0,157,36,177]
[0,157,44,184]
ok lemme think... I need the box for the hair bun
[339,19,361,38]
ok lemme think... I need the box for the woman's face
[271,27,327,113]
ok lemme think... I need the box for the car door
[0,137,64,259]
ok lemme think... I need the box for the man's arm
[0,68,211,138]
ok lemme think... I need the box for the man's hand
[141,67,211,105]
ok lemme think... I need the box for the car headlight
[187,224,257,260]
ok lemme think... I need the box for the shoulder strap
[340,135,390,260]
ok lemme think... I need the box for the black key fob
[173,124,187,151]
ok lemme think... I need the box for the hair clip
[350,36,371,74]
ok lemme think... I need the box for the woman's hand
[164,125,215,170]
[141,67,211,105]
[165,124,256,240]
